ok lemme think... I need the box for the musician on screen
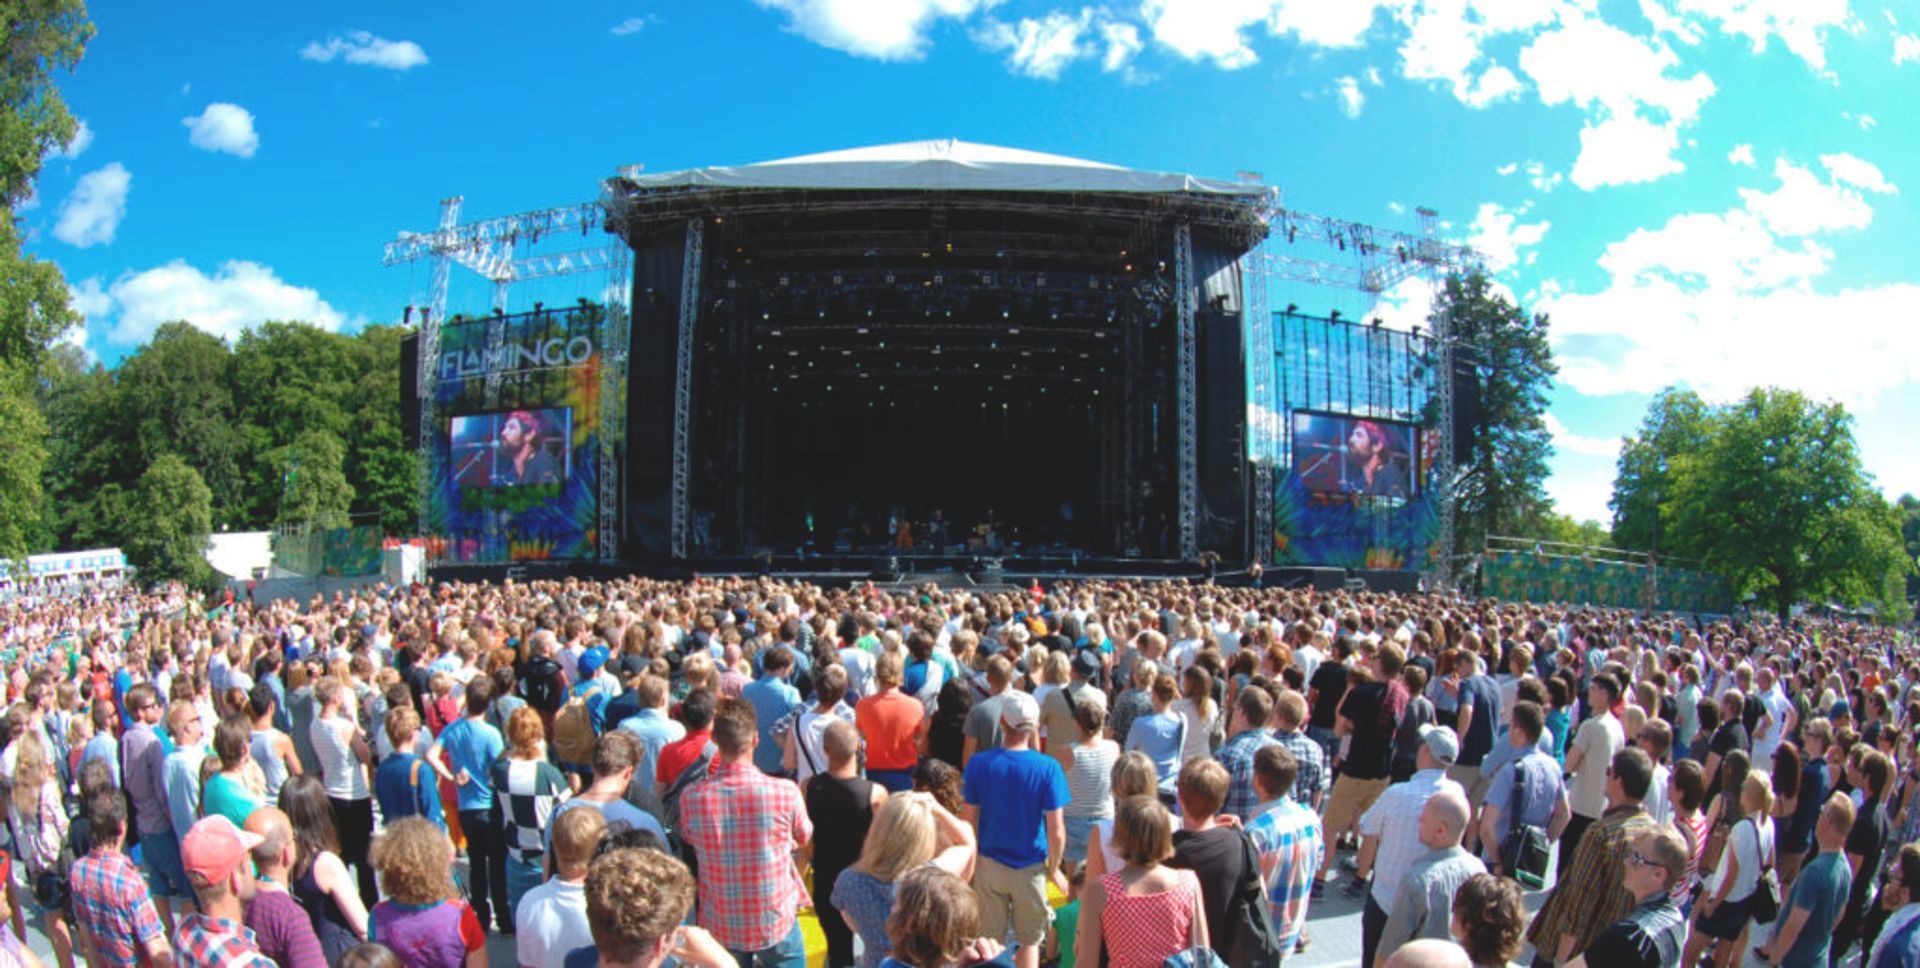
[493,410,561,486]
[1346,419,1407,498]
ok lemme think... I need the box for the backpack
[660,741,716,838]
[552,686,601,765]
[522,656,566,712]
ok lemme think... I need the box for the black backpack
[522,656,566,712]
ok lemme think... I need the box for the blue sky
[24,0,1920,524]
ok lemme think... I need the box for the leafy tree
[113,323,248,528]
[1520,511,1612,549]
[1900,494,1920,604]
[345,325,417,533]
[1662,389,1910,619]
[1435,271,1558,556]
[1609,387,1711,553]
[273,429,353,529]
[0,0,93,560]
[122,453,213,585]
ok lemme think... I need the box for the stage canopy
[617,139,1267,196]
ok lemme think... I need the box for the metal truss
[416,197,462,551]
[1174,223,1198,562]
[669,218,704,559]
[599,245,632,560]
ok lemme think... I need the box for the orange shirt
[856,689,926,770]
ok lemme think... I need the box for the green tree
[1520,511,1612,549]
[1435,271,1558,555]
[0,0,94,560]
[1664,389,1910,618]
[113,323,248,527]
[122,453,213,585]
[35,342,130,548]
[273,429,353,529]
[345,325,417,533]
[1899,493,1920,604]
[1609,387,1711,553]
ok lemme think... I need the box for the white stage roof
[619,139,1265,196]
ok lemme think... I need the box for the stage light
[780,275,790,286]
[1330,309,1342,320]
[788,350,798,356]
[763,311,771,320]
[770,329,782,336]
[1287,226,1297,244]
[1371,318,1385,329]
[1002,308,1010,318]
[1411,325,1422,338]
[1286,303,1298,313]
[857,327,869,335]
[818,308,826,318]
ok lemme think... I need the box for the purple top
[121,723,171,835]
[244,886,328,968]
[369,899,484,968]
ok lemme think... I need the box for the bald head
[1420,789,1472,850]
[245,806,295,873]
[1385,939,1472,968]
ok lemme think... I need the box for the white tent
[619,139,1264,196]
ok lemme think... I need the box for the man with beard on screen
[494,410,562,487]
[1346,419,1407,499]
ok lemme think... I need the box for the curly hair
[369,817,456,906]
[887,868,980,968]
[585,848,695,964]
[912,759,963,816]
[1451,873,1525,967]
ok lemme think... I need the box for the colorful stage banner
[1268,472,1442,571]
[273,525,383,577]
[1480,551,1734,613]
[426,307,606,563]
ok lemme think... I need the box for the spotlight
[1285,303,1298,314]
[1330,310,1342,320]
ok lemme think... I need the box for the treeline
[33,321,414,571]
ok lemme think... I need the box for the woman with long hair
[1085,752,1162,880]
[1063,697,1120,869]
[832,792,976,968]
[9,732,75,968]
[1073,796,1206,968]
[201,716,265,827]
[1172,665,1217,762]
[1686,772,1776,968]
[884,868,998,968]
[279,773,369,963]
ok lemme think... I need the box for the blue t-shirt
[545,797,668,853]
[1124,711,1185,794]
[1456,674,1501,766]
[437,717,505,811]
[962,747,1069,869]
[1785,760,1829,852]
[742,675,801,776]
[374,752,447,831]
[1781,850,1851,968]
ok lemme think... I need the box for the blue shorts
[139,829,193,899]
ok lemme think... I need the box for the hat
[1000,692,1041,731]
[1071,650,1102,680]
[1418,724,1460,766]
[181,815,265,887]
[578,645,609,679]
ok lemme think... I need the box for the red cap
[181,816,265,887]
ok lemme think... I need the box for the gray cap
[1418,724,1460,766]
[1001,691,1041,730]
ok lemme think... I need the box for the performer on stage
[1346,419,1407,498]
[493,410,561,486]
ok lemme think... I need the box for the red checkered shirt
[69,847,165,968]
[173,914,277,968]
[680,760,813,951]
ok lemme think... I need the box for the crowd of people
[0,574,1915,968]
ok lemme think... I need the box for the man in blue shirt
[1760,794,1854,968]
[961,691,1068,968]
[616,674,686,816]
[428,676,509,931]
[742,647,801,776]
[1450,651,1502,826]
[1479,702,1570,880]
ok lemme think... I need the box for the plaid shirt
[1360,769,1465,913]
[1246,796,1324,954]
[1527,803,1654,959]
[70,847,165,967]
[174,914,277,968]
[1273,728,1327,805]
[1215,729,1281,819]
[681,760,813,951]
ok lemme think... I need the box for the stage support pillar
[1174,222,1198,561]
[670,218,703,559]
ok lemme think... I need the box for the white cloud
[752,0,990,60]
[181,103,258,158]
[1543,413,1623,459]
[48,118,92,159]
[52,162,131,248]
[1098,20,1144,73]
[1467,201,1550,270]
[1897,33,1920,64]
[1394,1,1552,109]
[1569,113,1684,189]
[81,260,349,346]
[1520,16,1715,120]
[1821,152,1896,194]
[1727,143,1755,166]
[1335,75,1364,117]
[1141,0,1378,69]
[1671,0,1854,71]
[300,31,429,70]
[611,17,648,36]
[980,10,1095,79]
[1543,156,1920,408]
[1524,160,1564,192]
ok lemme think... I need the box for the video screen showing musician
[447,407,571,489]
[1291,412,1416,499]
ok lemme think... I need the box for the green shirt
[201,772,263,828]
[1054,898,1081,968]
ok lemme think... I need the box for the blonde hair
[370,817,457,905]
[10,732,50,816]
[1042,651,1070,687]
[875,651,905,689]
[1742,771,1776,817]
[854,793,938,882]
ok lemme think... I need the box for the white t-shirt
[310,715,369,800]
[1753,689,1793,763]
[516,877,594,967]
[1706,814,1773,902]
[1569,712,1625,818]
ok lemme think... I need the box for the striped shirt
[1064,739,1120,820]
[1246,796,1324,954]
